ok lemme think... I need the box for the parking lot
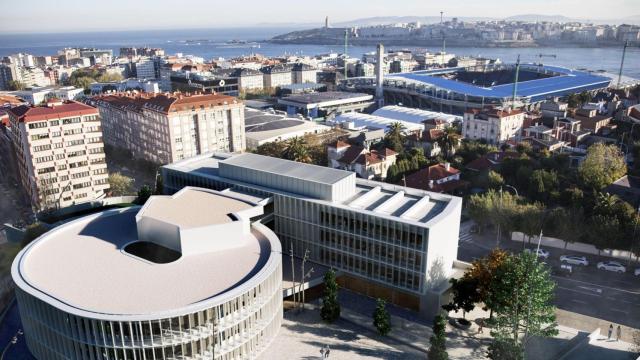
[458,221,640,330]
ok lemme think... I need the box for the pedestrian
[616,325,621,341]
[478,321,484,334]
[325,346,330,358]
[608,324,613,340]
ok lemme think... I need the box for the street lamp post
[0,329,22,360]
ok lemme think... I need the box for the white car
[524,248,550,259]
[635,268,640,276]
[597,261,626,273]
[560,255,589,266]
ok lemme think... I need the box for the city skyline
[1,0,639,33]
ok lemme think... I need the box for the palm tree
[284,137,312,163]
[436,126,461,160]
[385,122,405,153]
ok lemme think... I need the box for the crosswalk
[459,231,474,243]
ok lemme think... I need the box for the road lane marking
[610,308,629,315]
[578,286,602,294]
[571,299,588,305]
[553,276,640,295]
[557,286,601,297]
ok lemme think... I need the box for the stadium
[343,63,613,113]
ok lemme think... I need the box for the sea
[1,28,639,79]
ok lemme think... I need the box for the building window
[62,117,81,125]
[28,121,47,129]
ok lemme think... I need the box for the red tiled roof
[423,118,447,126]
[6,101,97,123]
[338,145,365,164]
[405,163,461,192]
[95,92,239,114]
[424,129,444,142]
[630,106,640,121]
[465,151,519,171]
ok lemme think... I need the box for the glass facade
[16,261,282,360]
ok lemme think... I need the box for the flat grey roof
[220,153,353,186]
[279,91,372,105]
[17,206,271,315]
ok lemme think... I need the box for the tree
[254,141,287,158]
[108,172,134,196]
[436,126,461,160]
[72,76,95,90]
[487,171,505,190]
[528,169,558,203]
[442,276,480,321]
[467,190,519,245]
[97,73,123,82]
[516,203,546,245]
[428,314,449,360]
[7,80,25,91]
[320,269,340,323]
[489,252,558,354]
[283,137,312,163]
[578,143,626,190]
[135,185,153,205]
[466,249,509,318]
[385,122,405,153]
[487,338,524,360]
[372,298,391,336]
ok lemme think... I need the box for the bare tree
[297,249,314,312]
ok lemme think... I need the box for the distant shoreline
[267,38,629,49]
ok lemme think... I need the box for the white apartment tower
[92,92,245,164]
[7,100,110,210]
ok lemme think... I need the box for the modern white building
[372,105,462,125]
[12,187,282,360]
[331,112,424,135]
[163,153,462,317]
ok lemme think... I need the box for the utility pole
[512,54,521,110]
[344,29,349,80]
[440,11,444,24]
[617,40,629,89]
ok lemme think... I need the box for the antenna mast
[344,29,349,80]
[512,54,521,109]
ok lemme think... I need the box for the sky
[1,0,639,33]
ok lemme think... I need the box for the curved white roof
[12,188,281,320]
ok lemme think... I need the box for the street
[457,221,640,330]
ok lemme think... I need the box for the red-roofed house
[327,141,397,180]
[462,107,524,145]
[465,151,520,172]
[404,163,467,194]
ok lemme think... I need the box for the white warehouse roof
[373,105,462,124]
[331,112,423,134]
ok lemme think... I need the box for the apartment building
[292,63,318,84]
[261,64,293,88]
[91,92,245,164]
[6,100,109,210]
[462,108,524,145]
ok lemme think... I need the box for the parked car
[560,255,589,266]
[524,248,550,259]
[597,261,626,273]
[635,268,640,276]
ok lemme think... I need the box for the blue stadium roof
[389,64,612,102]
